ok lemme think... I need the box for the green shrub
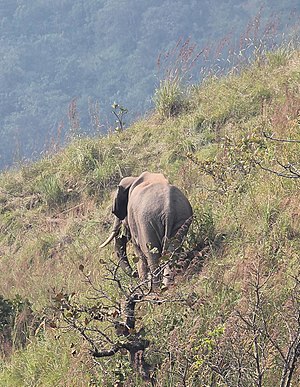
[0,295,34,356]
[266,47,293,68]
[188,203,215,250]
[0,334,86,387]
[36,174,66,206]
[153,78,185,119]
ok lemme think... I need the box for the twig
[255,161,300,179]
[263,132,300,143]
[81,271,121,308]
[92,345,121,358]
[59,203,84,215]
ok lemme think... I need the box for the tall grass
[1,41,300,385]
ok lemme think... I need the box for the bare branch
[255,160,300,179]
[81,271,121,308]
[92,345,121,358]
[263,132,300,144]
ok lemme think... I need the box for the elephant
[100,171,193,288]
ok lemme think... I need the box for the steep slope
[1,48,300,385]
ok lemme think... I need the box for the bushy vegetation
[0,295,34,358]
[1,45,300,385]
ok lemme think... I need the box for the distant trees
[0,0,299,170]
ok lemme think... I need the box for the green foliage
[0,295,33,356]
[36,234,57,260]
[191,324,225,370]
[36,174,66,206]
[0,334,87,387]
[153,78,186,119]
[0,296,14,333]
[265,45,294,68]
[187,202,215,249]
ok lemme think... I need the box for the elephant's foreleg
[162,264,174,287]
[135,249,161,290]
[133,244,149,281]
[114,235,134,275]
[146,252,163,290]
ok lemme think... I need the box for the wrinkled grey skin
[101,171,193,287]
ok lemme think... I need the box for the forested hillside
[1,42,300,385]
[1,0,300,170]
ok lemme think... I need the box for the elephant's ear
[112,176,136,220]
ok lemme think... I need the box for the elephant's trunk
[100,217,122,248]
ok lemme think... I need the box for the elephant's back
[129,182,192,228]
[129,182,170,216]
[128,172,191,217]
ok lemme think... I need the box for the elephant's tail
[163,216,193,254]
[162,209,172,253]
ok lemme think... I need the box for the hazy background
[0,0,299,170]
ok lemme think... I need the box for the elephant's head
[100,176,136,247]
[112,176,137,220]
[100,176,137,275]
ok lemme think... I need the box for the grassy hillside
[1,47,300,385]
